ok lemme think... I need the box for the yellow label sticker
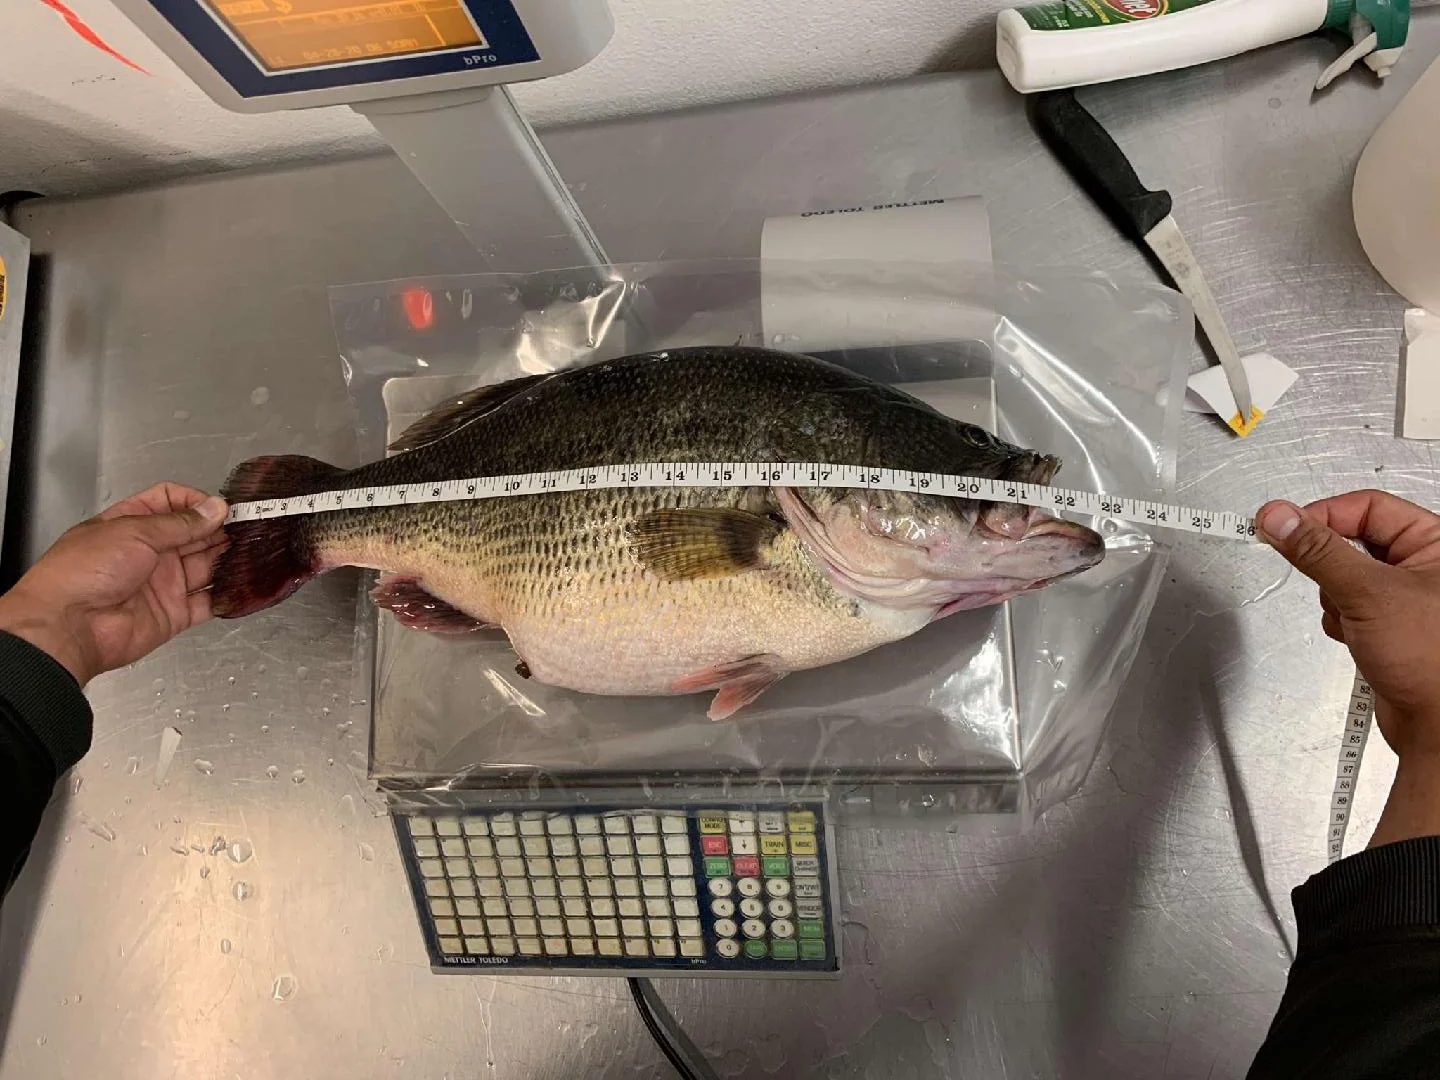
[1226,406,1264,438]
[0,252,7,326]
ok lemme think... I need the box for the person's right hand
[1257,491,1440,762]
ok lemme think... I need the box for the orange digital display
[203,0,486,72]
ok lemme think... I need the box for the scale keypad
[397,804,837,975]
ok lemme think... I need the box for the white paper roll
[760,197,994,353]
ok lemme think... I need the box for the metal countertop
[2,26,1438,1078]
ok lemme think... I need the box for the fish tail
[211,455,343,618]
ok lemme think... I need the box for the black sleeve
[0,630,93,900]
[1249,838,1440,1079]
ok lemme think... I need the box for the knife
[1027,89,1256,433]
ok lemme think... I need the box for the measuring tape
[225,461,1259,538]
[227,461,1382,864]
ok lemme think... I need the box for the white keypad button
[597,938,623,956]
[681,939,705,958]
[492,938,517,956]
[645,897,671,917]
[625,939,649,957]
[465,937,488,954]
[731,835,757,856]
[539,918,565,937]
[571,939,595,956]
[674,898,699,918]
[621,918,645,938]
[495,838,522,858]
[435,918,460,937]
[661,815,687,834]
[648,918,673,938]
[587,878,613,897]
[501,872,528,892]
[610,857,637,877]
[544,938,569,956]
[444,858,469,877]
[582,857,608,877]
[428,898,455,917]
[462,816,489,836]
[477,878,503,898]
[758,812,785,834]
[716,938,741,959]
[518,938,542,956]
[652,938,677,957]
[642,878,667,898]
[604,815,629,835]
[546,816,572,835]
[550,836,577,857]
[559,878,585,897]
[768,898,793,919]
[519,817,545,837]
[567,918,591,936]
[435,818,462,837]
[528,858,554,877]
[771,919,795,939]
[590,898,616,917]
[536,898,561,917]
[450,880,476,897]
[670,878,697,898]
[594,919,619,937]
[420,859,444,879]
[635,836,662,857]
[707,878,734,899]
[470,857,499,878]
[460,918,484,936]
[793,877,822,900]
[563,898,587,917]
[792,856,820,877]
[579,836,606,857]
[414,838,439,858]
[667,855,696,878]
[467,837,494,858]
[714,918,739,938]
[664,835,690,856]
[523,837,548,857]
[618,898,644,918]
[639,857,665,877]
[513,917,538,937]
[764,878,791,899]
[711,898,736,918]
[508,898,535,917]
[736,877,762,898]
[574,815,600,835]
[489,917,511,936]
[616,878,640,897]
[408,817,435,837]
[677,919,702,938]
[741,919,766,939]
[531,878,557,898]
[606,835,633,856]
[456,898,481,918]
[438,936,462,954]
[739,897,764,919]
[728,812,756,833]
[632,815,658,834]
[490,814,517,836]
[441,838,466,857]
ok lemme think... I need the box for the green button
[744,939,768,959]
[704,856,731,877]
[770,939,798,960]
[798,920,824,939]
[761,856,789,878]
[799,939,826,960]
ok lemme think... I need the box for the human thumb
[126,496,228,551]
[1258,500,1383,603]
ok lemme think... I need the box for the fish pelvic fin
[628,508,783,581]
[210,454,342,618]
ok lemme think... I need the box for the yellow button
[698,814,727,835]
[786,811,816,833]
[789,834,817,856]
[760,835,787,856]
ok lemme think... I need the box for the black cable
[627,976,718,1080]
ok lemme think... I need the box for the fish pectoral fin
[370,576,495,634]
[389,372,552,452]
[628,508,782,581]
[672,654,785,721]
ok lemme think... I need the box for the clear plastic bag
[329,259,1188,827]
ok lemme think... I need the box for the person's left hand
[0,484,229,686]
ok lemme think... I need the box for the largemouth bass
[211,346,1103,719]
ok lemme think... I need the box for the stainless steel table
[2,27,1437,1077]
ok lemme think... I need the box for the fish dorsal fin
[628,508,783,581]
[389,373,551,453]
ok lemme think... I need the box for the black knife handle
[1026,89,1172,242]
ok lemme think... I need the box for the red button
[732,856,760,878]
[701,835,729,856]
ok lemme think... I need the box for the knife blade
[1027,89,1255,430]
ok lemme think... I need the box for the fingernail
[197,496,228,523]
[1259,502,1302,542]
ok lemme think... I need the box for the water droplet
[170,844,188,856]
[326,757,334,767]
[136,844,148,856]
[152,677,166,697]
[220,938,232,954]
[82,816,116,842]
[916,745,937,767]
[271,974,297,1001]
[221,703,230,713]
[193,759,214,775]
[291,769,306,785]
[250,691,258,699]
[209,835,227,855]
[125,757,139,775]
[228,839,253,864]
[321,706,330,716]
[336,720,352,733]
[260,724,270,734]
[358,842,375,862]
[199,866,210,879]
[71,774,83,795]
[919,793,937,808]
[296,666,309,678]
[265,765,279,779]
[232,881,252,901]
[172,409,190,422]
[72,994,81,1004]
[227,675,236,685]
[36,1035,46,1047]
[376,942,394,961]
[250,386,270,406]
[173,708,182,720]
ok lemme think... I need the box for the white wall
[0,0,1004,197]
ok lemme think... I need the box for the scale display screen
[200,0,487,72]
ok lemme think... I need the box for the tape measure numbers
[225,461,1260,540]
[1329,673,1375,864]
